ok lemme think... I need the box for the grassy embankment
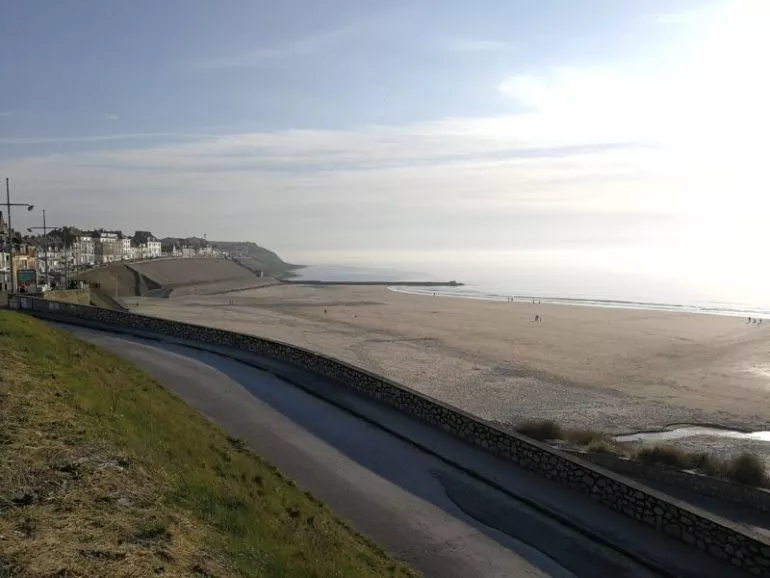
[516,420,768,487]
[0,310,417,578]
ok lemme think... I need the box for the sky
[1,0,769,303]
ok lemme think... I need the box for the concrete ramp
[127,258,271,297]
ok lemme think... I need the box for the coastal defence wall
[576,451,770,514]
[13,296,770,576]
[126,258,270,297]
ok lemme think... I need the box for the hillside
[0,311,416,578]
[161,237,299,275]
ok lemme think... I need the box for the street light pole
[42,209,49,288]
[29,215,69,289]
[4,178,35,294]
[6,179,13,294]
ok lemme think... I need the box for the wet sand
[130,284,770,434]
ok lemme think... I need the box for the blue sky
[1,0,688,138]
[2,0,769,299]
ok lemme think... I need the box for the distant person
[748,317,752,324]
[534,314,539,322]
[324,308,327,315]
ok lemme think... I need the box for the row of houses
[52,229,163,267]
[37,233,223,271]
[0,217,163,270]
[2,211,228,287]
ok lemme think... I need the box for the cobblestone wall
[18,297,770,576]
[578,451,770,513]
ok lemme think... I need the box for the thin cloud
[446,39,510,53]
[0,132,211,145]
[3,110,755,261]
[195,20,368,69]
[654,2,739,25]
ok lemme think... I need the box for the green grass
[0,310,418,578]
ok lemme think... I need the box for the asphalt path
[57,324,746,578]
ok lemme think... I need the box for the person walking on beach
[748,317,752,324]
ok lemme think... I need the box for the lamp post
[4,178,35,294]
[26,225,77,289]
[31,227,78,286]
[26,208,49,288]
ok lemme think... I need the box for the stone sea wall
[577,451,770,514]
[14,296,770,576]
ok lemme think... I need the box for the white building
[73,236,96,266]
[120,235,133,260]
[197,244,215,257]
[92,230,122,264]
[132,231,162,259]
[43,245,66,270]
[0,250,9,291]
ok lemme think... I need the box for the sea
[291,264,770,320]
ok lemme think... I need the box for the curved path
[58,324,744,578]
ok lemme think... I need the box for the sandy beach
[129,284,770,435]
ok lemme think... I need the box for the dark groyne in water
[281,280,463,287]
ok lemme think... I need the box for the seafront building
[3,216,225,285]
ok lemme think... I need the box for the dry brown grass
[727,453,768,486]
[0,311,417,577]
[633,445,695,469]
[564,429,608,446]
[516,420,769,488]
[516,420,563,441]
[586,439,620,455]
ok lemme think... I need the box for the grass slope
[0,311,417,578]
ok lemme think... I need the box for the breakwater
[282,280,463,287]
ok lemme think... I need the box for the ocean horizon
[291,263,770,320]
